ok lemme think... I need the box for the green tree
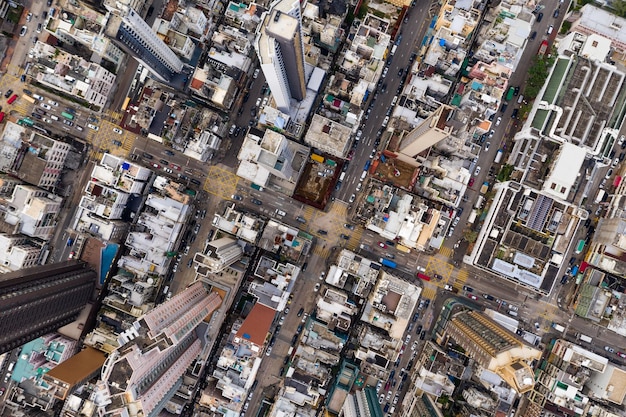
[612,0,626,17]
[464,230,478,243]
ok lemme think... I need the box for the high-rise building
[99,281,222,417]
[255,0,307,113]
[106,8,183,83]
[0,261,97,354]
[444,310,541,394]
[397,105,455,164]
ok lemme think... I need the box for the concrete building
[570,4,626,55]
[0,181,63,240]
[193,237,243,274]
[0,124,71,190]
[340,387,383,417]
[397,105,455,164]
[106,8,183,83]
[0,233,45,273]
[28,41,117,109]
[43,347,107,401]
[98,281,222,417]
[0,261,97,354]
[444,310,541,394]
[255,0,307,113]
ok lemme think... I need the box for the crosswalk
[420,286,437,300]
[439,246,453,258]
[313,245,330,258]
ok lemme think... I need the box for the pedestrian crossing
[439,246,453,258]
[313,245,330,258]
[420,286,437,300]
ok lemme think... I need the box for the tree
[463,230,478,243]
[612,0,626,17]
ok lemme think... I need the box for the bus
[417,272,431,281]
[505,86,515,101]
[121,96,131,111]
[21,94,35,104]
[61,112,74,120]
[18,117,34,127]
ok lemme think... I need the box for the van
[339,172,346,182]
[50,114,59,121]
[547,25,554,35]
[275,208,286,216]
[507,310,518,317]
[360,171,367,180]
[296,216,306,224]
[517,95,524,104]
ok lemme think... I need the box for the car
[484,142,490,151]
[495,117,501,126]
[463,285,474,292]
[170,164,181,170]
[617,352,626,359]
[349,194,356,203]
[376,381,383,392]
[31,112,42,119]
[113,127,123,134]
[605,346,615,353]
[398,68,404,77]
[355,182,362,192]
[26,12,33,21]
[42,117,52,123]
[340,233,350,240]
[553,9,559,18]
[301,312,308,323]
[474,166,481,175]
[87,123,99,130]
[165,150,175,156]
[318,229,328,235]
[489,129,495,138]
[63,120,74,126]
[163,167,173,174]
[159,159,169,165]
[444,284,453,291]
[393,394,399,405]
[39,102,52,111]
[251,198,262,205]
[314,283,321,292]
[68,251,76,259]
[232,194,243,201]
[319,272,325,280]
[379,394,385,404]
[378,242,387,248]
[152,163,161,169]
[483,293,495,301]
[20,74,26,82]
[468,177,475,187]
[37,23,42,33]
[253,68,260,79]
[537,12,543,22]
[19,25,27,36]
[48,99,59,106]
[297,307,304,317]
[468,294,479,300]
[605,168,614,179]
[509,305,519,312]
[266,346,272,356]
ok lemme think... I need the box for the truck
[578,334,593,343]
[506,86,515,101]
[480,181,489,194]
[474,195,485,209]
[467,210,478,224]
[416,272,431,281]
[574,239,585,254]
[594,189,606,204]
[396,244,411,253]
[390,44,398,55]
[551,323,565,333]
[494,149,504,164]
[380,258,397,269]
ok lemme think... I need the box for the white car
[40,103,51,110]
[474,166,481,176]
[444,284,453,291]
[495,117,502,126]
[266,346,272,356]
[87,124,99,131]
[314,283,321,292]
[349,194,356,203]
[113,127,123,134]
[19,25,27,37]
[26,13,33,22]
[48,100,59,106]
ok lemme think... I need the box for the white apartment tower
[255,0,307,113]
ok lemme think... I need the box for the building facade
[0,261,97,354]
